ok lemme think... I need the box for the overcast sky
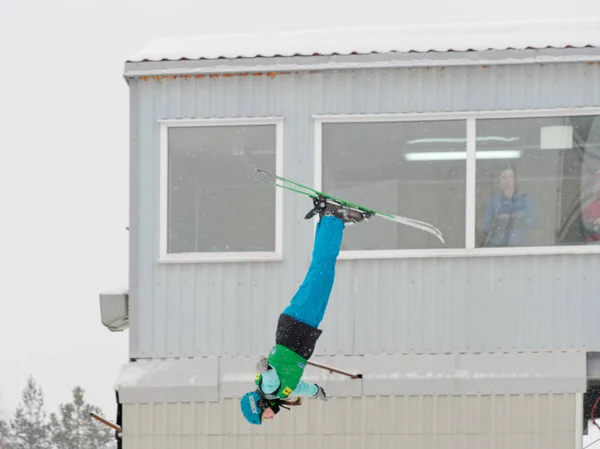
[1,0,599,426]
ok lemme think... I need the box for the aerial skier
[239,198,369,424]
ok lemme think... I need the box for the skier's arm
[255,355,324,399]
[259,369,281,394]
[291,380,318,396]
[260,373,320,397]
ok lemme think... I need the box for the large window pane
[167,124,276,253]
[322,121,466,250]
[475,115,600,247]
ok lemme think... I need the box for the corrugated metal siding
[333,255,600,356]
[121,394,577,449]
[130,62,600,359]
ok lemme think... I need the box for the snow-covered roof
[127,18,600,63]
[114,352,586,404]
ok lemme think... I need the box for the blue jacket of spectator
[481,190,537,247]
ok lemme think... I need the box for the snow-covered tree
[9,377,51,449]
[0,418,11,449]
[0,391,9,448]
[50,386,115,449]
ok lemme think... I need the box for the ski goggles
[257,397,282,415]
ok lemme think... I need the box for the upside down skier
[239,198,370,424]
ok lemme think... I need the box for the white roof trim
[127,18,600,63]
[123,47,600,78]
[115,358,219,404]
[363,351,588,396]
[114,352,587,404]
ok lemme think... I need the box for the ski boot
[304,197,369,225]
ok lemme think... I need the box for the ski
[254,168,445,243]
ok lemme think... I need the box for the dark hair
[257,395,303,416]
[271,397,303,410]
[281,397,302,406]
[499,163,517,179]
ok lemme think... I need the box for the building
[101,18,600,449]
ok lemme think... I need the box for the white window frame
[158,116,284,263]
[314,107,600,260]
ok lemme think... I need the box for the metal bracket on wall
[588,352,600,384]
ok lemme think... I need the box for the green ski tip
[254,168,445,244]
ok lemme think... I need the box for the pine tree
[9,377,51,449]
[0,391,10,449]
[0,419,11,449]
[50,386,115,449]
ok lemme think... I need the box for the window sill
[158,251,283,264]
[337,244,600,260]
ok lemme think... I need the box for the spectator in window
[583,170,600,244]
[481,164,537,247]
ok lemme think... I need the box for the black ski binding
[304,197,328,220]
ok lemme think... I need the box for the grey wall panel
[325,255,600,356]
[130,62,600,359]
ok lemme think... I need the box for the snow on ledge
[115,358,218,388]
[115,358,219,404]
[127,17,600,63]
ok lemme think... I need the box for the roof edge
[123,47,600,78]
[126,18,600,63]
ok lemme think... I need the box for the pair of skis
[254,168,445,243]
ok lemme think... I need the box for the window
[320,120,466,251]
[475,115,600,248]
[316,110,600,258]
[159,118,282,262]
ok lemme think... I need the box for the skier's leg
[282,215,344,329]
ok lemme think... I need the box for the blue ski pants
[282,215,344,329]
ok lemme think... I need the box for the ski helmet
[240,391,263,425]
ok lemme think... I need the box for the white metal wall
[128,62,600,359]
[121,393,578,449]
